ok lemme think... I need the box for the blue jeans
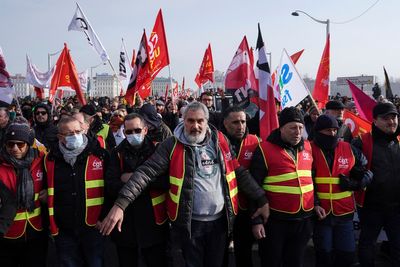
[54,227,105,267]
[313,214,355,267]
[358,208,400,267]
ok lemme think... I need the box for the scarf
[1,147,36,212]
[58,134,88,166]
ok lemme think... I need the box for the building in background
[151,77,177,97]
[90,73,119,98]
[10,74,33,97]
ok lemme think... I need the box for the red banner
[343,110,372,137]
[312,35,330,109]
[195,44,214,86]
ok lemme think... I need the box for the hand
[252,224,266,239]
[252,203,270,224]
[98,204,124,236]
[314,205,327,220]
[120,172,133,183]
[38,189,48,204]
[217,88,225,99]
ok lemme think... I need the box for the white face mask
[126,133,144,146]
[65,134,84,150]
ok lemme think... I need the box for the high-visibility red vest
[236,134,259,210]
[259,140,314,214]
[167,131,239,221]
[0,152,45,239]
[117,150,168,226]
[312,141,356,216]
[45,154,104,236]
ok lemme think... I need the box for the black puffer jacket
[115,128,267,237]
[33,104,58,149]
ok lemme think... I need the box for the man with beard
[353,103,400,266]
[324,100,352,143]
[311,115,372,267]
[32,103,57,149]
[100,101,270,267]
[221,106,260,267]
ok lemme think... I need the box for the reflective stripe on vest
[167,132,239,221]
[45,154,104,236]
[97,124,110,146]
[312,141,355,216]
[260,141,314,214]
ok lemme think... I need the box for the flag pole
[122,38,133,72]
[168,65,174,103]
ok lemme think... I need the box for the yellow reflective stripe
[34,193,39,201]
[48,188,54,195]
[151,193,166,206]
[226,171,236,183]
[85,180,104,188]
[230,187,238,198]
[14,207,41,221]
[169,176,184,186]
[169,190,179,204]
[317,191,352,200]
[265,170,312,183]
[264,183,313,194]
[315,177,340,185]
[86,197,104,207]
[49,207,54,216]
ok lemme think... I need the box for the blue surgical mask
[65,134,84,150]
[126,134,144,146]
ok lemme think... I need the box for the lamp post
[47,49,63,71]
[291,10,330,38]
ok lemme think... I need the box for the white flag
[278,49,310,109]
[78,69,89,91]
[119,41,127,79]
[26,55,55,88]
[68,3,109,62]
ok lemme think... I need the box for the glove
[339,174,352,191]
[360,170,373,188]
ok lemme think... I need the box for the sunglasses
[6,141,26,149]
[35,111,47,116]
[125,128,143,134]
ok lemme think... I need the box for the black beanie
[279,107,304,127]
[139,104,161,128]
[5,123,34,146]
[314,114,339,132]
[80,104,96,116]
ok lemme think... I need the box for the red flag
[34,87,44,100]
[126,30,152,104]
[225,36,258,105]
[290,49,304,64]
[172,82,179,103]
[347,80,376,122]
[148,9,170,78]
[49,43,86,105]
[195,44,214,86]
[182,77,185,92]
[131,49,136,68]
[194,73,201,88]
[343,110,372,137]
[312,35,330,109]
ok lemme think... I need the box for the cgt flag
[195,44,214,87]
[347,80,376,122]
[148,9,170,78]
[343,110,372,137]
[225,36,258,107]
[68,3,109,63]
[49,43,86,105]
[312,35,330,109]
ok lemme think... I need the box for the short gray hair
[182,101,209,121]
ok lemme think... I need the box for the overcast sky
[1,0,395,90]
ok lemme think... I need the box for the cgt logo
[243,150,253,160]
[225,152,232,161]
[35,170,43,181]
[302,151,311,161]
[92,160,103,171]
[338,157,349,169]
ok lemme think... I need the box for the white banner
[68,3,109,62]
[278,49,310,109]
[26,56,55,88]
[78,69,88,91]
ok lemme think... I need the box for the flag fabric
[256,23,278,140]
[271,49,304,101]
[34,87,44,100]
[347,80,376,122]
[126,30,152,104]
[195,44,214,86]
[225,36,258,106]
[148,9,170,78]
[343,110,372,137]
[195,73,201,88]
[182,77,185,92]
[119,41,127,79]
[131,49,136,68]
[0,46,15,105]
[383,66,394,100]
[278,49,310,109]
[172,82,179,103]
[49,43,86,105]
[312,35,330,109]
[26,56,55,88]
[78,69,88,92]
[68,3,109,62]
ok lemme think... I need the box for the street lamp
[48,49,63,71]
[291,10,330,38]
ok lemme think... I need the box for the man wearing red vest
[221,106,260,267]
[100,101,269,267]
[250,107,314,267]
[352,102,400,266]
[0,123,48,267]
[45,116,109,267]
[105,113,168,267]
[311,115,372,267]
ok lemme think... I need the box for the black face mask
[314,132,339,151]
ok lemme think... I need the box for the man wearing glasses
[32,103,58,149]
[104,113,168,267]
[44,116,109,267]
